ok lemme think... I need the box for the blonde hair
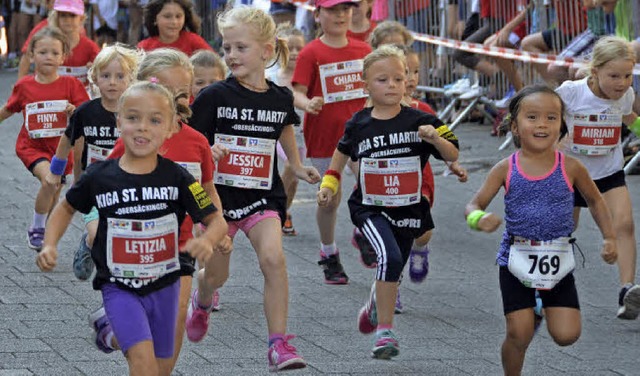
[47,10,86,31]
[118,81,176,128]
[275,22,304,40]
[362,45,409,107]
[28,26,69,56]
[89,43,142,86]
[368,21,413,49]
[590,35,637,71]
[137,48,194,120]
[190,49,227,76]
[217,6,289,68]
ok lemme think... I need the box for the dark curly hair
[144,0,202,37]
[499,84,568,148]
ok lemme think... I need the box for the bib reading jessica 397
[507,236,576,290]
[214,134,275,190]
[360,156,421,207]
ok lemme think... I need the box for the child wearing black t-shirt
[36,81,228,375]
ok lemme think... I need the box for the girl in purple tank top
[464,85,617,376]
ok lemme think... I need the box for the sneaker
[351,228,377,269]
[211,289,220,312]
[617,284,640,320]
[444,77,471,96]
[459,84,484,100]
[185,289,213,342]
[317,251,349,284]
[88,307,114,354]
[495,86,515,109]
[533,290,544,333]
[282,213,297,236]
[268,335,307,372]
[394,290,403,314]
[3,57,19,71]
[408,247,430,283]
[371,329,399,359]
[27,227,45,251]
[73,232,94,281]
[357,284,377,334]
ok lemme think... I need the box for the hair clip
[505,113,512,122]
[149,77,159,84]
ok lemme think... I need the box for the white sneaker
[444,78,471,96]
[459,84,484,100]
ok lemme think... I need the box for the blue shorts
[101,281,180,358]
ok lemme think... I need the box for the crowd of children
[0,0,636,373]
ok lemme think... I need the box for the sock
[32,212,47,229]
[104,331,115,350]
[376,324,393,336]
[321,243,337,256]
[268,333,284,347]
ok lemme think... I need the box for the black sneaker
[617,284,640,320]
[318,251,349,285]
[351,229,377,269]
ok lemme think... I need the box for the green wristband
[466,209,486,231]
[629,117,640,137]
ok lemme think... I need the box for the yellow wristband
[466,209,486,231]
[320,174,340,195]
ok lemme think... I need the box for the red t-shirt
[555,0,587,37]
[137,31,213,56]
[7,75,90,173]
[110,123,215,247]
[411,100,436,204]
[347,21,377,42]
[292,38,372,158]
[480,0,521,21]
[21,19,88,54]
[395,0,431,18]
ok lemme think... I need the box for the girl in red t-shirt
[348,0,377,42]
[18,0,100,84]
[0,27,89,251]
[137,0,213,56]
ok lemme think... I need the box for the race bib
[59,65,89,86]
[570,113,622,156]
[508,236,576,290]
[319,59,367,104]
[86,144,112,166]
[214,134,275,190]
[360,156,421,207]
[25,100,68,139]
[106,213,179,279]
[177,161,202,183]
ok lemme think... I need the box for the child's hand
[44,171,62,189]
[36,245,58,271]
[317,187,335,207]
[215,235,233,255]
[64,103,76,116]
[182,237,213,265]
[449,161,468,182]
[477,213,502,233]
[210,144,230,162]
[601,238,617,264]
[418,125,439,143]
[306,97,324,115]
[295,165,321,184]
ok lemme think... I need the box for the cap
[313,0,361,8]
[53,0,84,16]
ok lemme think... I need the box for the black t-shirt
[338,106,459,237]
[66,156,217,295]
[190,76,300,223]
[64,98,120,170]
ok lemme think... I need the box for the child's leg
[196,247,231,306]
[31,160,61,218]
[602,186,636,286]
[86,218,99,248]
[247,216,289,335]
[125,341,159,376]
[538,273,581,346]
[165,275,194,373]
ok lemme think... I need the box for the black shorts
[499,266,580,315]
[179,252,196,277]
[29,158,67,184]
[574,170,625,208]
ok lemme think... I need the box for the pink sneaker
[185,289,213,342]
[357,284,377,334]
[268,335,307,372]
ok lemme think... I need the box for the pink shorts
[227,210,280,238]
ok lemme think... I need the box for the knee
[551,332,579,347]
[259,251,286,274]
[203,268,228,289]
[615,215,635,237]
[504,328,534,351]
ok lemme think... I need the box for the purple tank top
[497,151,575,266]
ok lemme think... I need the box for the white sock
[321,243,337,256]
[32,212,46,229]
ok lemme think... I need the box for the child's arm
[317,149,350,207]
[624,112,640,137]
[36,199,77,271]
[495,3,530,47]
[567,157,617,264]
[418,125,459,162]
[45,134,75,187]
[292,83,324,115]
[464,159,508,233]
[279,124,321,184]
[0,106,14,123]
[183,211,229,265]
[448,161,468,182]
